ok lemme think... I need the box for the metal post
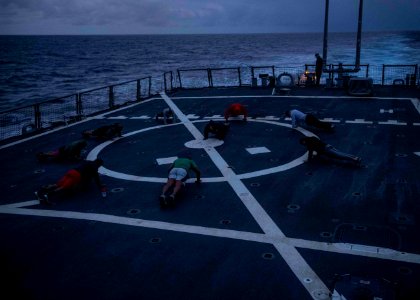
[136,79,141,101]
[76,93,83,116]
[34,104,41,129]
[177,69,182,89]
[109,86,115,108]
[382,65,386,86]
[238,67,242,86]
[208,68,213,87]
[366,64,369,78]
[355,0,364,70]
[322,0,329,67]
[148,76,151,97]
[163,73,168,92]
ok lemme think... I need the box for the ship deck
[0,85,419,299]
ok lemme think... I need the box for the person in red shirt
[224,103,247,122]
[34,158,105,204]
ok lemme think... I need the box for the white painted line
[345,119,373,124]
[320,118,341,123]
[160,92,330,298]
[380,109,394,114]
[204,115,223,119]
[246,147,271,155]
[156,156,177,165]
[186,114,200,119]
[237,155,307,179]
[108,116,128,119]
[87,119,310,183]
[2,203,419,265]
[410,98,420,115]
[413,123,420,126]
[256,116,280,121]
[185,138,224,149]
[2,200,40,208]
[130,116,151,119]
[377,120,407,125]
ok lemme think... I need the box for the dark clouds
[0,0,419,34]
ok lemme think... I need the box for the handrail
[1,63,419,143]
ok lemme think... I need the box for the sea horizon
[1,31,419,110]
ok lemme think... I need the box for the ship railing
[0,76,151,143]
[1,64,419,143]
[173,64,418,88]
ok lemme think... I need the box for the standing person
[36,139,88,162]
[315,53,324,87]
[300,136,361,166]
[203,120,229,140]
[82,123,123,140]
[160,156,201,206]
[34,158,105,204]
[285,109,334,131]
[224,103,248,122]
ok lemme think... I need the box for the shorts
[168,168,188,181]
[57,169,81,190]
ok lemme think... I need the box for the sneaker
[35,191,52,205]
[168,194,176,205]
[159,195,167,207]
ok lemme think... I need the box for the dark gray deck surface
[1,86,419,299]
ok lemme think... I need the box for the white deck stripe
[410,98,420,115]
[345,119,373,124]
[1,204,419,265]
[160,92,329,298]
[377,120,407,125]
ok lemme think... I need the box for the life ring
[276,72,294,87]
[392,79,405,86]
[22,123,36,135]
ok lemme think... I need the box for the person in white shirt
[285,109,334,131]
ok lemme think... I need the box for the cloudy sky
[1,0,419,35]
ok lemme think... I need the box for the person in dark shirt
[155,108,176,124]
[82,123,123,140]
[36,139,88,162]
[203,120,229,140]
[315,53,324,86]
[224,103,248,122]
[300,136,361,166]
[34,158,104,204]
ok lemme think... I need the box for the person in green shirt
[160,156,201,205]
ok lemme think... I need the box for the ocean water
[0,31,419,111]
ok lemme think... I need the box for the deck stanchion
[34,104,41,129]
[136,79,141,101]
[109,85,115,108]
[382,65,386,86]
[208,68,213,88]
[148,76,151,97]
[237,67,242,86]
[76,93,82,116]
